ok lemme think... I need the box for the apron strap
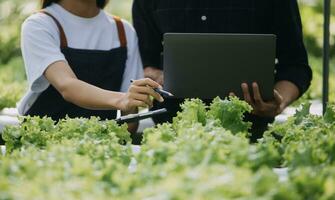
[39,10,68,49]
[113,16,127,48]
[39,11,127,48]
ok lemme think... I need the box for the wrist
[108,91,126,110]
[274,81,299,107]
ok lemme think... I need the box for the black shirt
[132,0,312,95]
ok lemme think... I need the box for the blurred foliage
[0,58,26,110]
[299,0,335,57]
[0,0,334,109]
[0,0,132,65]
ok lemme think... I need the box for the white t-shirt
[18,3,144,115]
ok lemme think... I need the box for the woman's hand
[118,78,164,113]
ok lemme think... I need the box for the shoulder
[121,19,139,48]
[104,13,136,32]
[121,19,137,38]
[103,12,138,41]
[22,11,59,36]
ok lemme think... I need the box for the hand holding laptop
[230,81,299,118]
[159,33,299,118]
[239,82,284,117]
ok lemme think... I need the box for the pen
[153,88,174,97]
[130,79,174,97]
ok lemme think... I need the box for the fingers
[129,99,147,108]
[252,82,264,106]
[274,90,285,114]
[129,85,164,102]
[241,83,254,106]
[129,93,153,108]
[274,89,283,105]
[120,95,148,112]
[241,82,282,118]
[130,78,164,102]
[132,78,162,89]
[123,78,164,110]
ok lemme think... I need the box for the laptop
[163,33,276,101]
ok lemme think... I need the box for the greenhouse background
[1,0,335,199]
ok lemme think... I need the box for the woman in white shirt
[18,0,163,131]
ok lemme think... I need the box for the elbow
[57,79,75,103]
[61,90,72,103]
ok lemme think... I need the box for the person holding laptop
[132,0,312,141]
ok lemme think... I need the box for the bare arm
[45,61,163,111]
[45,61,125,110]
[44,61,164,134]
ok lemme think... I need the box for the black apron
[26,11,127,121]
